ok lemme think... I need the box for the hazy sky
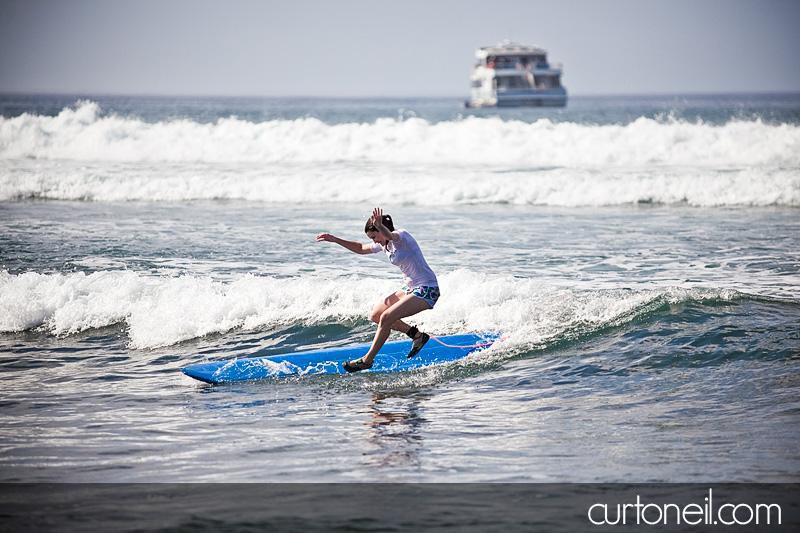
[1,0,798,97]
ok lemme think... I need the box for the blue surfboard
[182,333,499,384]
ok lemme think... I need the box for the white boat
[465,40,567,108]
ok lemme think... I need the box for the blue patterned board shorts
[403,285,440,309]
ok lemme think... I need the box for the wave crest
[2,101,798,167]
[0,269,744,350]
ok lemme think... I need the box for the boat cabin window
[497,76,534,91]
[485,54,548,69]
[495,73,561,91]
[481,50,549,69]
[533,75,560,89]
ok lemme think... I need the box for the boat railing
[483,62,554,71]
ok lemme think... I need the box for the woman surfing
[316,207,439,372]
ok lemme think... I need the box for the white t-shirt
[369,229,438,289]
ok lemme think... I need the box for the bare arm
[371,207,398,242]
[316,233,374,254]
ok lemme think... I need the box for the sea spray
[0,269,744,350]
[2,101,798,167]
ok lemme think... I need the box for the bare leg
[369,290,415,335]
[361,293,432,365]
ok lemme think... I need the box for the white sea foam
[2,101,798,167]
[0,269,740,350]
[1,159,796,206]
[0,270,390,349]
[2,101,798,207]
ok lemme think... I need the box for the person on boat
[316,207,439,372]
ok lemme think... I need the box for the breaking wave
[0,268,747,350]
[2,101,798,166]
[1,101,798,206]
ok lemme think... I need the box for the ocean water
[0,93,799,483]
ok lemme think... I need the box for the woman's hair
[365,213,394,233]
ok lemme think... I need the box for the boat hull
[465,89,567,108]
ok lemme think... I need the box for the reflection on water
[363,391,429,471]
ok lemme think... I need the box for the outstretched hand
[316,233,335,243]
[371,207,384,229]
